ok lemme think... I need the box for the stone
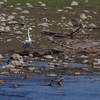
[29,53,33,58]
[16,3,21,6]
[64,56,69,60]
[62,63,68,68]
[28,67,35,71]
[15,7,22,10]
[0,16,6,22]
[47,36,54,41]
[7,15,15,20]
[26,3,33,7]
[2,64,15,69]
[5,26,11,31]
[41,3,46,7]
[0,80,4,85]
[38,22,49,27]
[89,23,96,27]
[0,54,4,59]
[71,1,78,6]
[80,13,87,20]
[14,31,23,35]
[7,53,24,66]
[21,10,30,14]
[57,9,63,12]
[80,55,88,59]
[45,63,55,69]
[82,60,89,64]
[19,16,25,20]
[74,72,81,75]
[43,55,53,60]
[46,73,57,77]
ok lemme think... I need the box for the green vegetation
[0,0,100,5]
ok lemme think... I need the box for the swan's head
[28,28,32,30]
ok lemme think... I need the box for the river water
[0,56,100,100]
[0,75,100,100]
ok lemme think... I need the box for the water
[0,55,88,68]
[1,56,99,100]
[0,75,100,100]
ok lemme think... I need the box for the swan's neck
[28,29,31,40]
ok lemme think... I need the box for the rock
[45,63,55,69]
[21,10,30,14]
[7,53,24,66]
[26,3,33,7]
[10,84,18,88]
[82,68,89,71]
[74,72,81,75]
[43,55,53,60]
[7,39,12,42]
[83,10,89,13]
[14,31,23,35]
[57,9,63,12]
[2,64,15,69]
[85,0,88,2]
[38,22,49,27]
[64,55,69,60]
[65,7,72,9]
[28,67,35,72]
[0,80,4,85]
[1,71,10,75]
[7,15,15,20]
[4,0,7,2]
[16,3,21,6]
[62,63,68,68]
[29,61,33,64]
[41,3,46,7]
[5,26,11,31]
[8,60,23,66]
[0,54,4,59]
[47,36,54,41]
[82,60,89,64]
[19,16,25,20]
[29,53,33,58]
[80,55,88,59]
[12,12,17,15]
[0,2,4,5]
[67,22,73,26]
[0,16,6,22]
[15,7,22,10]
[0,26,5,31]
[80,13,87,20]
[89,23,96,27]
[46,73,57,77]
[71,1,78,6]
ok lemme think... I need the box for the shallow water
[1,56,99,100]
[0,75,100,100]
[0,56,88,68]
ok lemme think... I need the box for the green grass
[1,0,100,5]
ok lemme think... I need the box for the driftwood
[41,77,64,86]
[70,26,82,39]
[41,30,65,37]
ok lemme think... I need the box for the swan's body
[23,28,32,49]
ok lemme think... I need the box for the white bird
[22,28,33,49]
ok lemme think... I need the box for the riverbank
[0,0,100,76]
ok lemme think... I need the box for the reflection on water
[0,75,100,100]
